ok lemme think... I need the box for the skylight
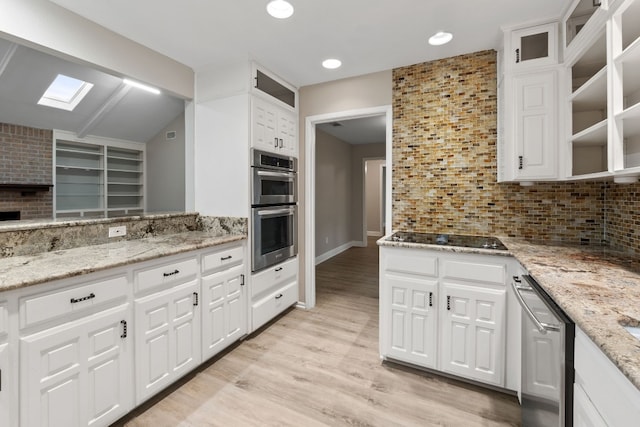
[38,74,93,111]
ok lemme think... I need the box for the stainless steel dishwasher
[512,274,575,427]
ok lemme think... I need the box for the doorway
[304,105,392,309]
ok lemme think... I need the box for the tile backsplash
[392,50,612,247]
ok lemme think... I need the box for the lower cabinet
[380,246,513,388]
[20,304,132,427]
[0,341,10,427]
[250,257,298,332]
[440,283,505,385]
[574,382,607,427]
[134,279,201,404]
[201,264,246,360]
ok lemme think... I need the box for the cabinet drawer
[202,245,244,274]
[251,257,297,298]
[135,257,198,294]
[442,260,506,285]
[20,275,127,328]
[383,250,437,277]
[252,281,297,331]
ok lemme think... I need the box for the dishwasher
[511,274,575,427]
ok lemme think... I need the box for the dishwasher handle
[511,280,560,334]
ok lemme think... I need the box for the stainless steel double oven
[251,149,297,272]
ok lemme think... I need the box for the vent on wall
[166,131,176,140]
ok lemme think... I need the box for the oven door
[252,205,297,272]
[252,168,297,205]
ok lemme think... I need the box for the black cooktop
[387,231,507,251]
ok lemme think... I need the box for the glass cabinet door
[511,23,558,68]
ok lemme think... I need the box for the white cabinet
[201,243,247,360]
[379,247,514,388]
[509,23,559,70]
[384,273,438,368]
[252,96,297,156]
[250,257,298,332]
[134,279,200,404]
[440,283,506,385]
[574,326,640,426]
[20,304,132,427]
[0,342,9,427]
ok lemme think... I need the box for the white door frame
[363,157,385,240]
[304,105,392,309]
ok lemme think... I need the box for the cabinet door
[252,98,278,152]
[513,70,558,179]
[278,110,297,155]
[510,23,558,69]
[574,383,608,427]
[0,342,9,427]
[20,305,132,427]
[201,264,246,360]
[134,280,200,404]
[382,273,438,369]
[441,283,506,386]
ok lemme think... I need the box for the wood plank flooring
[119,237,521,426]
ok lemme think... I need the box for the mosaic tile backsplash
[392,50,611,246]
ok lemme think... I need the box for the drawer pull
[193,292,199,306]
[120,320,127,339]
[275,267,283,272]
[221,255,233,261]
[241,274,245,286]
[163,269,180,277]
[275,293,283,300]
[70,293,95,304]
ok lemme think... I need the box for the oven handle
[256,170,295,179]
[511,279,560,334]
[257,208,295,217]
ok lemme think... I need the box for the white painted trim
[363,157,385,239]
[315,241,359,265]
[304,105,392,310]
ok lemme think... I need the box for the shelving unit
[612,0,640,170]
[569,30,608,176]
[54,132,145,218]
[565,0,602,48]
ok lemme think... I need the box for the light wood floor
[120,237,521,426]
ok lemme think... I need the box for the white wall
[146,113,186,212]
[0,0,193,99]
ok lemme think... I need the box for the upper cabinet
[509,23,559,70]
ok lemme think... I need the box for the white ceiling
[48,0,571,88]
[317,116,386,145]
[0,38,185,142]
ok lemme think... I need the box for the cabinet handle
[518,156,523,170]
[163,269,180,277]
[429,292,433,307]
[241,274,245,286]
[274,137,279,147]
[0,368,2,391]
[221,255,233,261]
[515,48,520,63]
[193,292,199,306]
[513,276,522,283]
[275,293,283,300]
[279,138,283,148]
[70,292,95,304]
[275,267,283,272]
[120,320,127,339]
[447,296,451,311]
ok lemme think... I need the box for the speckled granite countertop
[500,237,640,392]
[0,231,246,292]
[380,234,640,391]
[377,234,512,257]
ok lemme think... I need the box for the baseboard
[367,231,383,237]
[315,241,359,265]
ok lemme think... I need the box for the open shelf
[621,0,640,51]
[571,66,607,109]
[572,119,607,145]
[571,32,606,92]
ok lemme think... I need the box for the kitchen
[1,0,640,426]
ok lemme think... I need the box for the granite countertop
[377,233,512,257]
[379,232,640,391]
[500,237,640,392]
[0,231,246,292]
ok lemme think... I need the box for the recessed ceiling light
[322,59,342,69]
[267,0,294,19]
[428,31,453,46]
[123,78,161,95]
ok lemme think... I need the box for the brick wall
[0,123,53,219]
[392,50,605,244]
[605,183,640,254]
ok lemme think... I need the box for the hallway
[122,238,520,426]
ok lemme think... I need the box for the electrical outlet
[108,226,127,238]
